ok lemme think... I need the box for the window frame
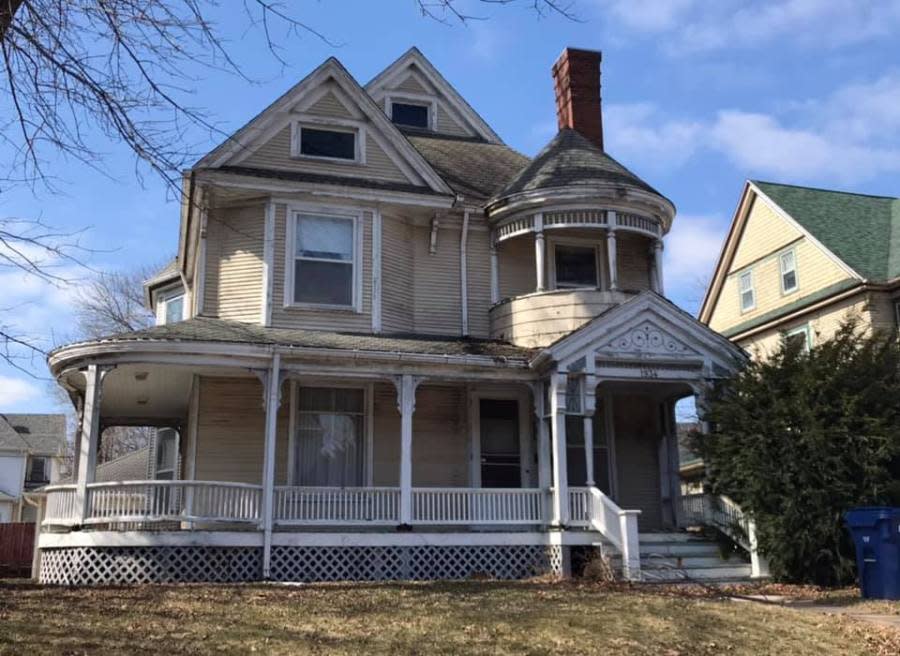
[785,324,811,352]
[384,93,437,131]
[155,285,186,325]
[284,204,364,312]
[287,381,372,487]
[547,236,607,291]
[779,248,799,295]
[738,269,756,313]
[290,119,364,164]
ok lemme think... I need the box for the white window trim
[384,92,438,131]
[779,248,799,295]
[547,235,607,291]
[155,285,187,325]
[287,381,372,487]
[785,324,811,352]
[738,269,756,313]
[290,117,366,165]
[467,387,534,489]
[284,203,364,313]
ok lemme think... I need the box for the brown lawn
[1,579,898,655]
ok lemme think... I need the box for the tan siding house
[43,47,751,587]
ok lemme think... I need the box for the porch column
[532,382,553,525]
[583,369,597,487]
[549,372,569,525]
[261,353,281,579]
[652,239,665,295]
[607,213,618,291]
[490,242,500,304]
[397,374,419,526]
[75,364,107,523]
[534,213,546,292]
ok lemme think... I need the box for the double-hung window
[294,387,365,487]
[292,213,357,308]
[739,270,755,312]
[780,249,798,294]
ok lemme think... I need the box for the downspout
[180,171,197,316]
[460,209,470,336]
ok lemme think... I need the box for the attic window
[391,102,429,129]
[298,126,356,160]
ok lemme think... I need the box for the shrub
[690,321,900,586]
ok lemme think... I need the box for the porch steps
[611,532,753,583]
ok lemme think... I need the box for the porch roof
[61,316,536,361]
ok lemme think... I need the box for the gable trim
[194,57,454,196]
[365,47,503,144]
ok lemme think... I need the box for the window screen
[294,214,355,306]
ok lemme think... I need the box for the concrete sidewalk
[731,595,900,631]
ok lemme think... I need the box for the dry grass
[1,579,898,655]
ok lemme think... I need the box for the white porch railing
[412,488,545,525]
[273,486,400,525]
[85,481,262,525]
[43,484,78,526]
[568,487,592,526]
[568,486,642,581]
[677,493,750,550]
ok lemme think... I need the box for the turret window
[554,244,599,289]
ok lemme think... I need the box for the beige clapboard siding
[612,394,662,530]
[732,196,802,270]
[270,204,373,332]
[616,233,652,291]
[194,377,289,485]
[306,90,354,119]
[371,383,469,487]
[466,228,492,338]
[738,292,878,358]
[203,204,265,322]
[241,125,408,183]
[380,215,415,332]
[393,73,429,95]
[413,222,463,335]
[436,108,470,138]
[499,235,537,300]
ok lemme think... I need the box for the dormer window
[156,288,186,325]
[297,125,357,161]
[391,102,430,129]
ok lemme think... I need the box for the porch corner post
[583,368,597,488]
[748,520,771,579]
[607,212,618,291]
[489,241,500,305]
[261,353,281,580]
[549,372,569,526]
[398,374,418,527]
[75,364,107,524]
[619,510,642,581]
[652,239,665,295]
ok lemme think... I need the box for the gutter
[460,209,469,336]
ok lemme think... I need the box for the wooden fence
[0,523,35,577]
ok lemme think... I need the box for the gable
[366,48,503,143]
[195,58,453,195]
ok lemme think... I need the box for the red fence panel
[0,522,35,577]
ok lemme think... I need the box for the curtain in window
[295,387,364,486]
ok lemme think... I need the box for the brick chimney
[552,48,603,150]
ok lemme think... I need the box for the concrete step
[639,555,748,569]
[638,542,723,557]
[640,564,753,582]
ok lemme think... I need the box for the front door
[479,399,521,488]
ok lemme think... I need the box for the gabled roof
[365,47,503,144]
[493,128,664,201]
[0,414,66,455]
[406,133,530,201]
[753,181,900,282]
[193,57,453,196]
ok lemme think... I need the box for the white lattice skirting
[40,545,564,585]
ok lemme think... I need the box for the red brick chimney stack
[552,47,603,151]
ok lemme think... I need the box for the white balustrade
[84,481,261,525]
[273,486,400,525]
[568,487,593,526]
[678,493,752,551]
[412,488,544,525]
[43,484,78,526]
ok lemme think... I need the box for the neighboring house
[676,422,704,495]
[700,180,900,354]
[39,47,753,586]
[0,415,66,522]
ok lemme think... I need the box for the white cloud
[663,214,728,314]
[600,73,900,184]
[596,0,900,54]
[0,374,42,407]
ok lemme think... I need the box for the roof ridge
[753,179,899,201]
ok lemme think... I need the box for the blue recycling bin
[844,507,900,600]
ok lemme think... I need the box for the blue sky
[3,0,900,413]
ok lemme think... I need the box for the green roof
[753,181,900,281]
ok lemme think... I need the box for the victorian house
[38,48,755,585]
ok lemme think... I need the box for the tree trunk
[0,0,23,40]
